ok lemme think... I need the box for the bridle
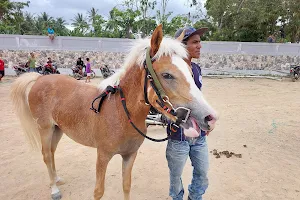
[90,47,191,142]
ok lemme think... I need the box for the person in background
[28,52,36,72]
[0,56,5,82]
[45,57,55,73]
[47,26,55,40]
[76,57,84,76]
[85,58,91,83]
[267,34,275,43]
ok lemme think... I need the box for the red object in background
[0,59,4,70]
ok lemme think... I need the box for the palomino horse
[10,25,217,200]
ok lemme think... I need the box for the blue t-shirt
[167,62,206,140]
[47,28,54,34]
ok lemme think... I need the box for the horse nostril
[204,115,214,122]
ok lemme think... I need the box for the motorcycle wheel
[44,71,51,75]
[90,71,96,79]
[74,73,82,80]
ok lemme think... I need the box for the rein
[90,47,191,142]
[90,85,168,142]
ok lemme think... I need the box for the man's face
[186,34,202,59]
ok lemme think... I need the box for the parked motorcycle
[42,64,60,75]
[13,63,29,76]
[146,108,168,127]
[71,65,95,80]
[100,65,115,79]
[290,65,300,82]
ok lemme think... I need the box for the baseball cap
[174,26,208,41]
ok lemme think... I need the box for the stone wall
[1,34,299,73]
[1,49,299,71]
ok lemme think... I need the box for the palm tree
[20,12,35,34]
[88,7,99,34]
[88,7,98,23]
[71,13,89,35]
[39,12,53,27]
[104,8,121,38]
[54,17,68,36]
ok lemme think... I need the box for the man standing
[166,26,211,200]
[28,52,36,72]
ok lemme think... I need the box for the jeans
[29,67,36,72]
[166,136,209,200]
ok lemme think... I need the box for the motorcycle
[146,108,168,127]
[42,64,60,75]
[13,63,29,76]
[71,65,96,80]
[100,65,115,79]
[290,65,300,82]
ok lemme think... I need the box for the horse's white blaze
[171,56,199,97]
[171,56,216,119]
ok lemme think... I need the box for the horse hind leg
[122,152,138,200]
[51,125,64,185]
[40,125,62,200]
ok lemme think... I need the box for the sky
[15,0,206,28]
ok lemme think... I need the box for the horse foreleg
[94,149,112,200]
[40,127,61,200]
[122,152,138,200]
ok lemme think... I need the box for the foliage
[0,0,299,42]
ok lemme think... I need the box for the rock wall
[1,49,299,71]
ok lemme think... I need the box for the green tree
[0,0,29,34]
[123,0,157,37]
[53,17,69,36]
[104,7,140,38]
[71,13,89,35]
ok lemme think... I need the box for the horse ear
[176,30,185,42]
[150,24,163,57]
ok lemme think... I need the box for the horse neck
[119,65,150,123]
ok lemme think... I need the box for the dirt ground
[1,76,300,200]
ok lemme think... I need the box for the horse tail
[10,73,42,151]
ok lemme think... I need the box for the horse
[10,24,217,200]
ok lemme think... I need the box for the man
[166,26,210,200]
[76,57,84,75]
[47,26,55,40]
[0,57,5,81]
[28,52,36,72]
[267,34,275,43]
[45,57,55,73]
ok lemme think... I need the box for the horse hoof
[56,177,65,185]
[51,192,62,200]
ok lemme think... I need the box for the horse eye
[162,73,174,80]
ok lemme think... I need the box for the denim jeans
[29,67,36,72]
[166,136,209,200]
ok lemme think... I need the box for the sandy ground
[0,76,300,200]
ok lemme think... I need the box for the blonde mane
[99,37,187,90]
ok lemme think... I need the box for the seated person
[44,58,55,73]
[76,58,84,75]
[47,26,55,40]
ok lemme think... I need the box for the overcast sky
[15,0,206,27]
